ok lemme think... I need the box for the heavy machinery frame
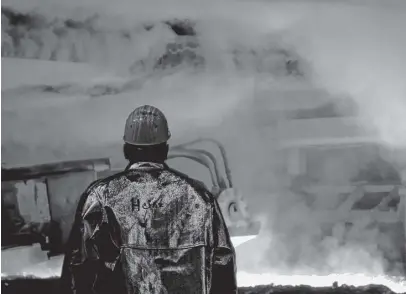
[277,132,406,275]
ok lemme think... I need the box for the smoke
[281,1,406,149]
[264,3,406,277]
[2,0,406,281]
[2,0,295,166]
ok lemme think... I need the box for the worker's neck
[126,159,166,170]
[130,158,166,164]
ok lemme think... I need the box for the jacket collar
[126,162,166,171]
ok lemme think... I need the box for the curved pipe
[167,152,218,187]
[171,146,226,189]
[172,138,233,187]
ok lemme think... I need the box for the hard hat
[123,105,171,146]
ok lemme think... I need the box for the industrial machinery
[169,138,261,246]
[275,115,406,275]
[1,138,261,278]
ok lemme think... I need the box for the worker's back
[61,162,237,294]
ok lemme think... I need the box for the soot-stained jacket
[60,162,237,294]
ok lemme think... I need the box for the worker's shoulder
[165,166,207,189]
[76,171,126,211]
[84,169,128,194]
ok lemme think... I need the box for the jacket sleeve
[60,185,105,294]
[210,197,238,294]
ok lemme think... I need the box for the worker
[60,105,237,294]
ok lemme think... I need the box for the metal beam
[2,158,111,182]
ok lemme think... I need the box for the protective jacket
[60,162,237,294]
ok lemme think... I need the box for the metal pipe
[172,138,233,187]
[167,152,218,187]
